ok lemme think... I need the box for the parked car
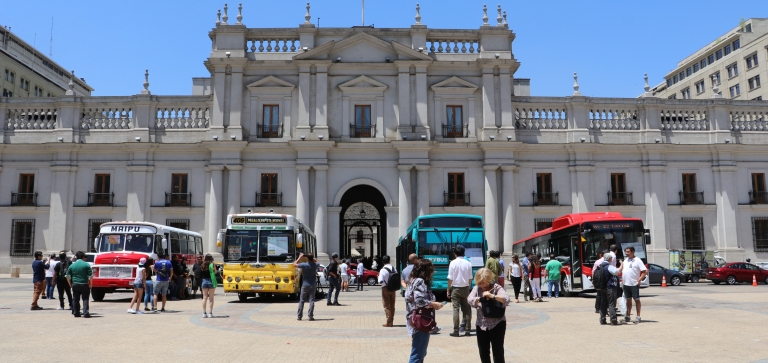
[84,253,97,267]
[348,262,380,285]
[707,262,768,285]
[647,263,686,286]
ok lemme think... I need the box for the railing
[165,192,191,207]
[679,191,704,205]
[350,124,376,138]
[660,110,709,130]
[442,124,468,138]
[155,104,210,129]
[533,192,558,206]
[246,37,300,53]
[81,107,132,129]
[750,191,768,204]
[589,109,639,130]
[516,108,568,129]
[731,110,768,131]
[444,192,470,207]
[257,123,283,138]
[256,192,282,207]
[607,192,633,206]
[11,192,37,206]
[88,192,114,207]
[6,108,57,130]
[427,39,479,54]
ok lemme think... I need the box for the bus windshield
[582,221,646,266]
[418,230,484,267]
[225,229,295,262]
[98,234,154,253]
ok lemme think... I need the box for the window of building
[746,53,759,69]
[682,173,697,195]
[733,39,740,50]
[91,174,111,206]
[711,72,720,86]
[679,71,685,81]
[753,173,766,202]
[610,173,630,205]
[700,59,707,69]
[536,173,555,205]
[682,217,704,250]
[695,80,706,94]
[534,218,554,232]
[708,54,715,65]
[745,23,752,32]
[753,96,764,101]
[169,173,188,206]
[260,173,280,206]
[20,78,29,91]
[668,94,677,100]
[730,84,741,98]
[354,105,372,137]
[727,63,738,78]
[10,219,35,256]
[666,78,672,87]
[261,105,280,137]
[2,89,11,97]
[445,105,464,137]
[88,219,112,252]
[33,86,44,97]
[4,69,14,83]
[724,44,732,56]
[681,88,691,99]
[16,173,35,206]
[673,75,679,84]
[753,217,768,252]
[166,219,190,231]
[716,49,723,60]
[749,75,761,91]
[693,63,699,73]
[446,173,466,206]
[686,67,692,76]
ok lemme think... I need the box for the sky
[2,0,765,97]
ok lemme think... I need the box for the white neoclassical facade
[2,4,768,271]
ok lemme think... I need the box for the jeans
[451,286,471,333]
[56,278,72,308]
[45,277,54,298]
[476,320,506,363]
[547,279,560,297]
[297,284,316,319]
[327,276,340,304]
[72,284,90,316]
[599,288,617,323]
[409,330,431,363]
[144,280,155,308]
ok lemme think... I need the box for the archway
[339,185,387,265]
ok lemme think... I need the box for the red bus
[513,212,650,296]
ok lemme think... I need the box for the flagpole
[362,0,365,26]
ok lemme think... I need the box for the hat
[139,257,147,265]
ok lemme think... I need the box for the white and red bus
[513,212,650,296]
[90,221,203,301]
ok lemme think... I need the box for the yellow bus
[218,213,317,301]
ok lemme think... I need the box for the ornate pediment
[430,76,479,95]
[246,76,295,94]
[293,32,432,62]
[338,75,388,95]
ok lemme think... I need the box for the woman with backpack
[201,254,217,318]
[468,268,510,363]
[405,259,444,363]
[529,258,543,302]
[508,255,523,303]
[143,258,155,312]
[128,258,147,314]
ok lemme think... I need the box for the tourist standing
[192,255,203,299]
[622,246,647,324]
[45,254,58,300]
[597,253,622,325]
[405,259,444,363]
[401,253,418,289]
[326,253,341,306]
[592,249,606,313]
[66,251,93,318]
[128,258,147,314]
[468,268,510,363]
[153,253,174,312]
[545,254,563,298]
[378,255,397,327]
[497,255,505,287]
[31,251,45,310]
[508,255,523,303]
[201,254,216,318]
[447,245,473,337]
[485,250,502,281]
[143,258,155,311]
[340,259,350,292]
[356,258,365,291]
[521,252,531,301]
[529,258,543,302]
[294,253,318,321]
[54,252,72,311]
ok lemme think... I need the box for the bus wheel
[91,289,106,302]
[238,293,248,302]
[560,277,572,297]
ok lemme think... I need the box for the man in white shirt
[378,255,397,327]
[339,259,350,292]
[356,259,365,291]
[621,246,647,324]
[447,245,473,337]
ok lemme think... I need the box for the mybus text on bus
[218,213,317,301]
[513,212,650,296]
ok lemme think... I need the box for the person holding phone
[294,252,318,321]
[468,268,510,363]
[405,259,444,363]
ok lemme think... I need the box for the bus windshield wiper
[456,228,470,244]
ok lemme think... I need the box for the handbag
[478,286,506,319]
[408,285,436,333]
[209,264,218,288]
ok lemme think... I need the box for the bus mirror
[644,229,651,245]
[162,238,168,249]
[216,231,224,247]
[296,233,304,249]
[93,238,99,252]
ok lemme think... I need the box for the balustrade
[155,106,210,129]
[5,108,57,130]
[660,109,709,130]
[515,108,568,129]
[589,109,639,130]
[247,38,299,53]
[81,107,132,129]
[731,110,768,131]
[427,39,479,54]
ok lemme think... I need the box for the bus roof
[414,213,482,221]
[99,221,202,237]
[514,212,642,245]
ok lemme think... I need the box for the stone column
[48,165,74,253]
[643,164,670,265]
[501,166,516,259]
[398,165,413,236]
[296,65,311,134]
[713,164,744,261]
[126,166,149,221]
[296,165,311,226]
[397,65,411,135]
[499,68,513,129]
[228,65,244,134]
[481,66,496,131]
[415,66,429,136]
[314,165,329,263]
[211,66,227,130]
[314,64,328,136]
[328,206,342,258]
[484,165,499,253]
[226,165,242,216]
[385,206,400,258]
[207,165,224,253]
[416,165,430,216]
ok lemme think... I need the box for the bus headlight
[235,277,241,283]
[255,278,260,282]
[227,276,232,282]
[283,277,289,283]
[275,277,281,283]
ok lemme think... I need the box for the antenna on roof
[49,17,53,56]
[362,0,365,26]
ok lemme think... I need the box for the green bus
[396,214,487,291]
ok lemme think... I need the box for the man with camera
[294,252,318,321]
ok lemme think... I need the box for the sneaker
[83,314,91,318]
[152,308,157,313]
[58,307,64,310]
[464,331,471,337]
[144,307,150,312]
[600,320,607,325]
[209,313,214,318]
[449,332,461,337]
[297,317,302,321]
[459,327,465,333]
[136,310,144,314]
[74,314,81,318]
[633,317,641,324]
[333,302,341,306]
[203,313,208,318]
[327,302,333,306]
[160,308,166,313]
[624,316,631,323]
[430,326,441,334]
[127,309,136,314]
[30,306,43,311]
[308,317,315,321]
[611,320,619,326]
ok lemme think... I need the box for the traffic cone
[753,274,758,287]
[661,275,668,287]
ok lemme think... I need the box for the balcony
[533,192,559,206]
[88,192,114,207]
[350,124,376,138]
[607,192,633,206]
[444,192,470,207]
[442,124,468,138]
[256,192,282,207]
[750,191,768,204]
[679,191,704,205]
[256,123,283,138]
[165,192,191,207]
[11,192,37,207]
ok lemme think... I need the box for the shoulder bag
[408,286,436,333]
[478,285,506,319]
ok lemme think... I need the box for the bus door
[570,236,582,289]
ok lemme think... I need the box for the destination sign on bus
[232,216,287,225]
[590,223,633,230]
[100,225,158,234]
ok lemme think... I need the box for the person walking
[378,255,397,327]
[529,258,543,302]
[508,255,522,303]
[128,258,147,314]
[485,250,502,282]
[192,255,203,299]
[545,254,563,298]
[143,258,155,312]
[31,251,46,310]
[294,253,318,321]
[356,258,365,291]
[468,268,510,363]
[201,254,216,318]
[447,245,473,337]
[326,253,341,306]
[405,259,444,363]
[622,246,647,324]
[597,253,622,325]
[153,253,174,312]
[45,254,58,300]
[521,252,531,301]
[54,252,72,311]
[592,249,606,313]
[340,259,350,292]
[401,253,418,289]
[66,251,93,318]
[497,256,505,287]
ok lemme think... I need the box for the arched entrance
[339,185,387,262]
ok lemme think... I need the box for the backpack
[592,263,607,289]
[56,261,68,279]
[156,261,169,278]
[384,266,401,292]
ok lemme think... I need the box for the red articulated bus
[513,212,650,296]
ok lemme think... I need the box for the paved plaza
[1,276,766,362]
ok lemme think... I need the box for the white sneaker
[203,313,208,318]
[127,309,136,314]
[136,310,144,314]
[209,312,214,318]
[57,307,64,310]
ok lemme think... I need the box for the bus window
[156,235,165,255]
[171,232,180,254]
[196,237,203,255]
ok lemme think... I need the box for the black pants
[72,284,90,316]
[599,288,617,323]
[327,276,340,304]
[356,275,364,290]
[510,276,522,300]
[595,290,601,311]
[56,278,72,308]
[476,320,506,363]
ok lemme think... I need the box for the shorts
[133,282,144,289]
[341,275,349,282]
[155,281,170,295]
[623,285,640,300]
[201,279,214,289]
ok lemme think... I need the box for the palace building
[1,4,768,271]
